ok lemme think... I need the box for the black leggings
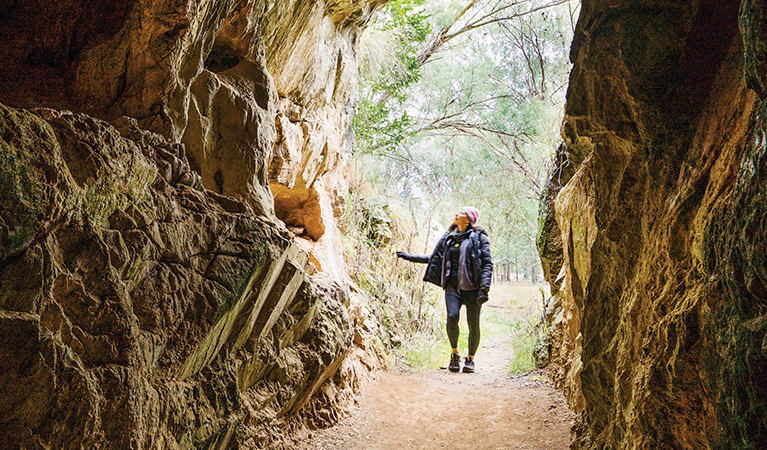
[444,288,482,355]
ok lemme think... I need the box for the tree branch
[378,0,576,107]
[441,0,577,47]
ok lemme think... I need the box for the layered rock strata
[0,0,383,273]
[540,0,767,448]
[0,0,387,448]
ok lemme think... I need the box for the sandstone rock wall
[0,0,388,448]
[540,0,767,447]
[0,0,383,274]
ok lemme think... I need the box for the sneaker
[448,353,461,372]
[462,357,475,373]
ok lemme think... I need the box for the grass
[339,186,550,375]
[506,328,538,374]
[490,283,548,375]
[394,329,446,371]
[392,282,549,374]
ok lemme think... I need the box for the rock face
[539,0,767,448]
[0,0,387,448]
[0,0,383,272]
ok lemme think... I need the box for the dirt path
[304,285,575,449]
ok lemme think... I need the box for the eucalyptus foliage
[354,0,431,156]
[355,0,579,279]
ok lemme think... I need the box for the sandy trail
[304,285,574,449]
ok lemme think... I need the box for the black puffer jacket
[402,224,492,292]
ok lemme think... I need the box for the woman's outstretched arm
[395,251,431,264]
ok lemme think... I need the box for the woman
[396,206,492,373]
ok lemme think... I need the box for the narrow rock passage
[303,285,574,449]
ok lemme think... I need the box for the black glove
[477,290,489,304]
[395,251,409,259]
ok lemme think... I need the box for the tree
[354,0,579,275]
[354,0,431,156]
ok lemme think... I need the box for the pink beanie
[461,206,479,224]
